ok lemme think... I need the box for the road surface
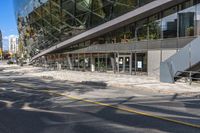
[0,66,200,133]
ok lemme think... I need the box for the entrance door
[118,54,131,74]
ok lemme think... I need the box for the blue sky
[0,0,18,50]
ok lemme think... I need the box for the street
[0,66,200,133]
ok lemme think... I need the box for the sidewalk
[1,64,200,95]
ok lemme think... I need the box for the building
[0,30,3,58]
[0,30,2,51]
[14,0,200,83]
[8,35,19,55]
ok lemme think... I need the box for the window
[178,0,195,37]
[136,19,148,41]
[162,7,178,38]
[148,14,162,40]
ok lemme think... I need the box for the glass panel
[162,6,178,38]
[148,14,162,40]
[123,25,134,42]
[197,3,200,35]
[125,57,130,72]
[119,57,124,72]
[178,1,195,37]
[136,19,148,41]
[91,0,113,27]
[111,27,125,43]
[136,53,147,72]
[99,54,107,72]
[139,0,153,6]
[113,0,138,17]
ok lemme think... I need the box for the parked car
[7,59,17,64]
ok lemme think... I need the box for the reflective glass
[162,7,178,38]
[136,19,148,41]
[178,0,195,37]
[148,14,162,40]
[197,3,200,35]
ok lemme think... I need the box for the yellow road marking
[24,89,200,129]
[65,95,200,129]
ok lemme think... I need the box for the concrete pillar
[57,62,62,70]
[84,53,86,71]
[117,53,120,73]
[111,53,116,73]
[78,54,80,70]
[106,54,108,72]
[135,52,137,75]
[91,54,95,72]
[44,56,48,70]
[67,55,73,70]
[111,57,115,73]
[98,53,100,72]
[130,53,133,75]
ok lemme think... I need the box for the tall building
[14,0,200,83]
[0,30,2,51]
[8,35,19,54]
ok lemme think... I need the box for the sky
[0,0,18,51]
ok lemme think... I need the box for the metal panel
[66,37,197,54]
[169,46,190,76]
[135,41,148,51]
[160,37,200,83]
[148,40,162,50]
[191,37,200,66]
[160,62,174,83]
[162,38,178,49]
[178,37,196,48]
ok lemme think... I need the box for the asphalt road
[0,69,200,133]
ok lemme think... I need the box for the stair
[160,37,200,83]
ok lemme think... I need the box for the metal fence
[175,71,200,85]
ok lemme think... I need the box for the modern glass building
[14,0,200,81]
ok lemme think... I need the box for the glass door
[118,54,131,74]
[125,56,130,73]
[119,57,124,72]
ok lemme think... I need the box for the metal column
[130,52,133,75]
[135,52,137,75]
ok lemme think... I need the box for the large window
[148,14,162,40]
[136,19,148,41]
[113,0,138,17]
[179,0,195,37]
[162,7,178,38]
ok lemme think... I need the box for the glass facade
[14,0,155,57]
[86,0,200,46]
[14,0,200,59]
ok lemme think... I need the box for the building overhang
[31,0,187,61]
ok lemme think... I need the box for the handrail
[175,71,200,85]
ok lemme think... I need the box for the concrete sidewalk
[1,64,200,95]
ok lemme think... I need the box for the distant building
[0,30,2,51]
[8,35,18,55]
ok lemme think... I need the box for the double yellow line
[37,89,200,129]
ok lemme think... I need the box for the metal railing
[175,71,200,85]
[67,36,196,54]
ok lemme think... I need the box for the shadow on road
[0,69,200,133]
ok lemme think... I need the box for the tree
[0,48,2,59]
